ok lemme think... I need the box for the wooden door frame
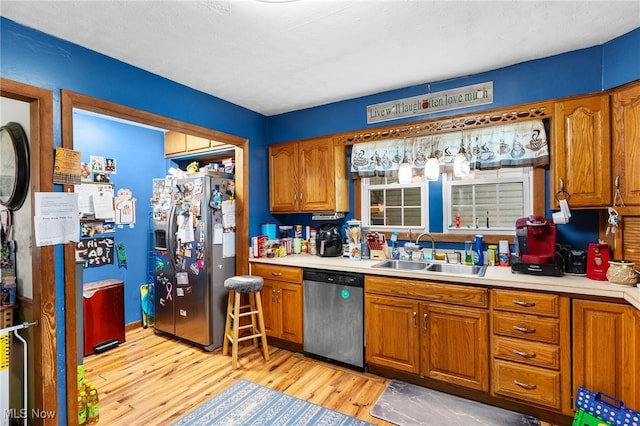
[1,78,56,425]
[60,90,250,422]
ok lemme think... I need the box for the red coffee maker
[586,243,611,280]
[511,215,562,276]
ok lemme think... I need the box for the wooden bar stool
[222,275,269,369]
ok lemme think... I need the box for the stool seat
[222,275,269,369]
[224,275,264,292]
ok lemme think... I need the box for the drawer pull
[514,380,537,390]
[513,325,536,333]
[513,300,536,307]
[271,272,283,276]
[513,349,537,359]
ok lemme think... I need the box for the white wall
[1,97,33,299]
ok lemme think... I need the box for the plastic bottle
[487,244,498,266]
[464,241,473,265]
[79,391,88,425]
[78,395,87,425]
[391,241,400,260]
[87,389,100,424]
[473,235,484,266]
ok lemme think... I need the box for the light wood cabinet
[365,276,489,390]
[164,132,219,158]
[365,294,420,373]
[552,93,611,209]
[251,263,303,344]
[612,81,640,206]
[490,289,571,414]
[420,302,488,391]
[572,299,640,410]
[269,136,349,213]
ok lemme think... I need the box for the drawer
[492,289,560,317]
[492,312,559,344]
[492,359,561,410]
[365,275,488,308]
[251,263,302,283]
[493,335,560,369]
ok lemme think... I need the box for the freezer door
[153,248,175,336]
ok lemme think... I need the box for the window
[444,167,532,234]
[361,175,427,230]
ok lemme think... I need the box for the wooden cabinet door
[164,131,186,156]
[260,280,280,338]
[185,134,210,151]
[365,294,419,373]
[279,282,303,343]
[612,82,640,206]
[269,143,299,212]
[573,300,640,409]
[298,138,335,212]
[421,303,489,391]
[552,95,611,208]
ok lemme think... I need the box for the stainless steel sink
[371,259,486,277]
[371,260,430,271]
[425,263,486,277]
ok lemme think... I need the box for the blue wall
[73,112,167,325]
[1,16,639,422]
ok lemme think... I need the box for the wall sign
[76,237,115,267]
[367,82,494,124]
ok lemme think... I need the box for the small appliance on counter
[315,223,343,257]
[586,243,611,280]
[511,215,562,276]
[564,249,588,276]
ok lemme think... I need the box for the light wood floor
[83,327,556,425]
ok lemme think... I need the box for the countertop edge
[249,255,640,311]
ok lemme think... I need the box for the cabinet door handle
[513,349,537,359]
[271,289,276,302]
[413,312,417,328]
[299,192,303,201]
[423,313,428,329]
[276,290,280,303]
[293,193,297,201]
[513,380,537,390]
[512,300,536,307]
[513,325,536,333]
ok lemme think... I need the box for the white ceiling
[2,1,639,116]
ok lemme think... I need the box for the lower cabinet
[365,276,489,391]
[490,289,571,415]
[572,299,640,410]
[250,263,303,344]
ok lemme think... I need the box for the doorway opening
[61,90,250,419]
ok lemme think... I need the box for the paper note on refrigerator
[221,199,236,231]
[223,231,236,258]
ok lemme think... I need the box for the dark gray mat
[370,379,540,426]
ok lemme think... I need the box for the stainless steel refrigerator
[151,171,235,351]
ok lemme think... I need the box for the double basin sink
[371,259,487,277]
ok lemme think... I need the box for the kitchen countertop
[249,254,640,311]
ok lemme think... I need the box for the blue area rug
[172,379,374,426]
[371,379,540,426]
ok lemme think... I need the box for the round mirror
[0,122,30,210]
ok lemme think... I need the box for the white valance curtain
[350,119,549,178]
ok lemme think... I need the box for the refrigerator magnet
[176,271,189,285]
[189,263,200,275]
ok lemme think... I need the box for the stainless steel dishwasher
[303,268,364,369]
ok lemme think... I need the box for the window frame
[442,167,534,236]
[360,175,429,232]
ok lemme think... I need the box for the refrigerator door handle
[167,201,177,271]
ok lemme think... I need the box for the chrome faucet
[415,233,436,260]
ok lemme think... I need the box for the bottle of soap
[473,234,484,266]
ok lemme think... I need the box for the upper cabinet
[269,136,349,213]
[164,131,231,158]
[552,94,611,209]
[612,81,640,206]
